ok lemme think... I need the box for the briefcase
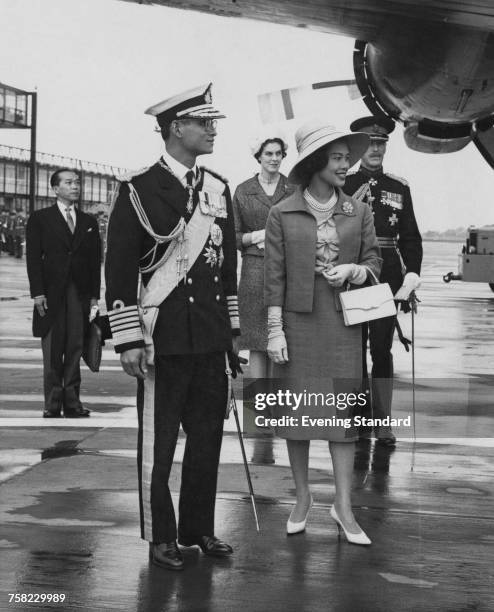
[82,319,103,372]
[339,283,397,326]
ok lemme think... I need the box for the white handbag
[339,267,397,326]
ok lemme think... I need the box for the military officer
[345,115,422,447]
[105,83,240,571]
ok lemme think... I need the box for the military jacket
[105,160,239,356]
[344,166,422,292]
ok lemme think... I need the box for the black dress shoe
[64,406,90,418]
[376,435,397,448]
[179,535,233,557]
[149,541,184,570]
[358,425,373,440]
[43,409,62,418]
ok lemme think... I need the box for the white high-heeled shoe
[286,495,313,535]
[330,505,371,546]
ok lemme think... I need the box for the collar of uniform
[161,148,198,186]
[359,165,384,179]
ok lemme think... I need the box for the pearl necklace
[304,188,337,212]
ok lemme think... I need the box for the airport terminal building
[0,144,126,215]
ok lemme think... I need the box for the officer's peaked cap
[145,83,226,128]
[350,115,395,141]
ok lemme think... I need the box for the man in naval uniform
[105,83,240,570]
[345,116,422,447]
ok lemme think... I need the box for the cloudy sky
[1,0,493,230]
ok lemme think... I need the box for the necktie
[185,170,194,187]
[65,207,75,234]
[185,170,195,214]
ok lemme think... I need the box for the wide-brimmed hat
[249,127,289,158]
[288,119,370,184]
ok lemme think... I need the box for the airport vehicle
[120,0,494,169]
[443,226,494,291]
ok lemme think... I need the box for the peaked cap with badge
[145,82,226,128]
[349,115,395,142]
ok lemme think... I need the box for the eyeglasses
[176,118,218,131]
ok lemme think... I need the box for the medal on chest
[198,191,227,218]
[381,190,403,210]
[203,223,224,268]
[210,222,223,246]
[388,212,398,226]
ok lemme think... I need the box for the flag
[257,86,312,124]
[258,79,360,124]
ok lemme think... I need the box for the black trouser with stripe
[136,351,227,544]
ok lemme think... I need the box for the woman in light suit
[264,120,381,545]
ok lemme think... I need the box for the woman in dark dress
[232,132,293,378]
[264,119,381,545]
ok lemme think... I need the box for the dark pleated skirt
[238,254,267,351]
[272,275,362,441]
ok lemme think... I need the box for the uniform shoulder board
[116,166,150,183]
[201,166,229,184]
[346,169,357,177]
[386,172,409,187]
[108,166,151,213]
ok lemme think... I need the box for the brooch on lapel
[342,201,354,214]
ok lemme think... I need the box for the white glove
[89,305,99,322]
[267,333,288,364]
[323,264,357,288]
[256,241,265,250]
[250,229,265,245]
[394,272,421,301]
[267,306,289,364]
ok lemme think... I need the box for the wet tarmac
[0,244,493,611]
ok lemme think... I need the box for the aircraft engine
[354,22,494,166]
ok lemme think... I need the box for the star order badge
[204,246,218,267]
[342,201,354,214]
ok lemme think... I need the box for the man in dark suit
[345,116,423,446]
[26,169,101,418]
[105,83,240,571]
